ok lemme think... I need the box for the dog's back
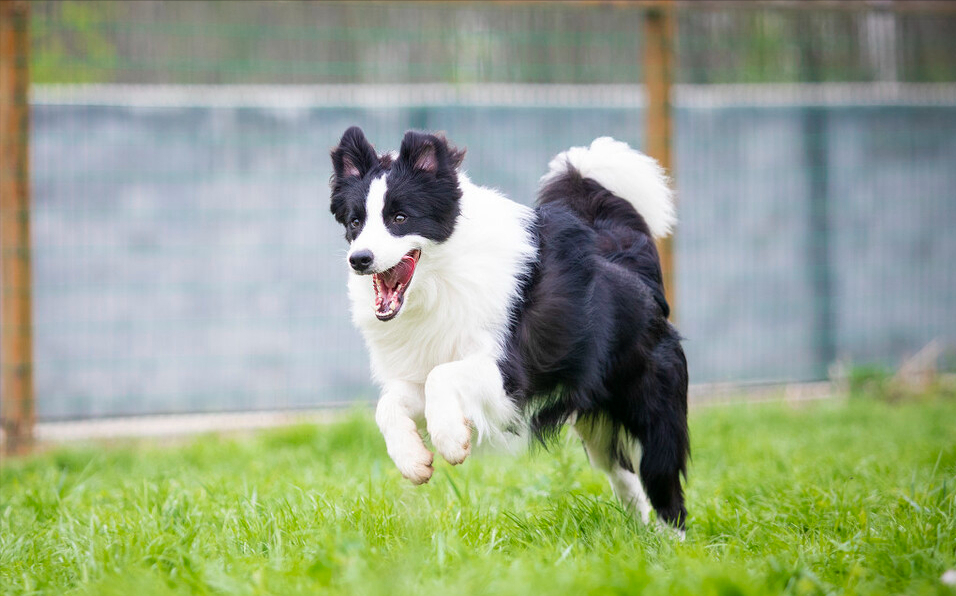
[501,138,689,529]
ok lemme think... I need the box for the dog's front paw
[387,432,435,484]
[400,450,435,485]
[429,418,472,465]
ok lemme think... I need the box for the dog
[329,127,689,532]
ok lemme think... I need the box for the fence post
[799,25,836,379]
[643,0,676,321]
[1,0,34,456]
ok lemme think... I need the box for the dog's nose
[349,250,374,272]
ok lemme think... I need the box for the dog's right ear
[397,130,465,176]
[331,126,378,180]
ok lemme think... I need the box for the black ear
[398,131,465,175]
[331,126,379,180]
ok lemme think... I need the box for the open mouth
[372,249,421,321]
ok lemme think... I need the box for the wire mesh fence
[4,1,956,425]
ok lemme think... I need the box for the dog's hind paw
[430,418,472,465]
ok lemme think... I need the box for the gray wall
[29,90,956,418]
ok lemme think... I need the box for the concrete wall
[29,86,956,418]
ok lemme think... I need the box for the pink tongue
[380,254,416,288]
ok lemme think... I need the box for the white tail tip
[541,137,676,238]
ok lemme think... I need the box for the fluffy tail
[539,137,675,238]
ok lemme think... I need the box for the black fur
[330,128,465,244]
[330,126,689,530]
[385,131,464,242]
[329,126,391,242]
[500,167,689,529]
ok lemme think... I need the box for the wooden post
[643,0,676,320]
[1,0,34,456]
[799,26,835,378]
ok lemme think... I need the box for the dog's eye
[393,213,407,224]
[349,218,361,229]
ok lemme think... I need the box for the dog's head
[330,126,465,321]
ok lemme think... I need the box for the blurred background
[2,1,955,438]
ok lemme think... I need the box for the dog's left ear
[398,131,465,175]
[331,126,379,181]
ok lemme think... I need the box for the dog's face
[330,127,464,321]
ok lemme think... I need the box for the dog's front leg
[425,356,514,465]
[375,380,434,484]
[424,362,473,465]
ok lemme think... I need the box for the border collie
[330,127,689,532]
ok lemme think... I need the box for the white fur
[347,175,427,273]
[374,380,433,484]
[574,416,653,524]
[347,142,683,534]
[348,173,537,469]
[424,361,473,465]
[575,415,685,539]
[540,137,676,238]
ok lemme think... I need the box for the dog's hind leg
[629,350,689,533]
[375,380,434,485]
[574,416,652,525]
[633,415,687,532]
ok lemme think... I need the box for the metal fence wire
[5,1,956,421]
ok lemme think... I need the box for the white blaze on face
[347,175,415,273]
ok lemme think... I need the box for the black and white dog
[330,127,689,532]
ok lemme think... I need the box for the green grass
[2,396,955,596]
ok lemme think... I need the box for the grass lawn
[2,395,955,595]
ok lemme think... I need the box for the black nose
[349,250,374,272]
